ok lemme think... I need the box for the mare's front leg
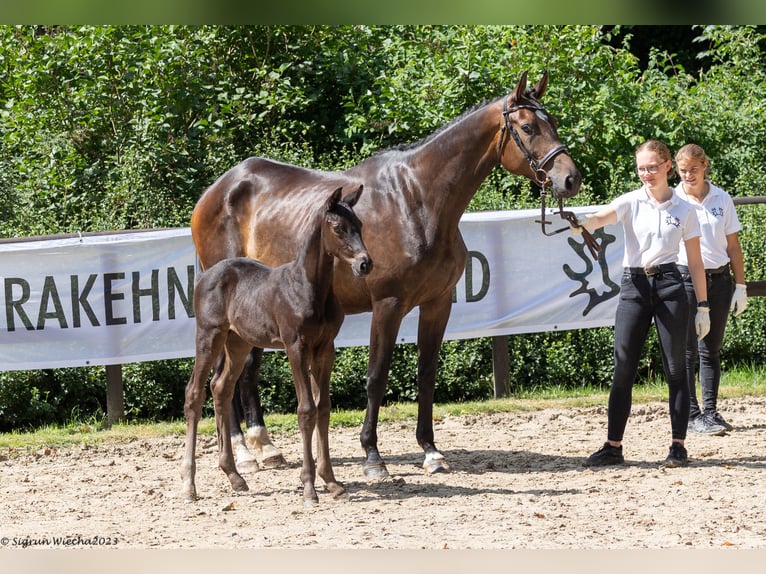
[230,348,287,471]
[286,343,320,506]
[213,337,251,494]
[416,293,453,474]
[361,299,405,479]
[311,342,345,499]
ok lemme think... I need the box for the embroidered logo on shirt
[711,207,724,218]
[664,214,681,228]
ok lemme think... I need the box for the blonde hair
[675,143,709,164]
[636,139,672,162]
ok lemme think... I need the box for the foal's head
[323,185,372,278]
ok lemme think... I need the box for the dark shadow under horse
[190,71,582,479]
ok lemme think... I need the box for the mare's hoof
[261,453,288,469]
[236,458,260,474]
[423,456,450,475]
[181,490,199,503]
[303,496,320,508]
[363,461,390,480]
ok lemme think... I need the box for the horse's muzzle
[353,254,373,277]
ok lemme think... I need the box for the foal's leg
[181,329,225,501]
[415,292,453,474]
[311,342,345,498]
[213,336,252,494]
[286,344,319,506]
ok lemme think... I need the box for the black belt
[677,264,730,276]
[627,263,678,276]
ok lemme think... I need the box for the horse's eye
[521,123,534,135]
[332,224,344,234]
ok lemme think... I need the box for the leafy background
[1,25,764,430]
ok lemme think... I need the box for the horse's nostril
[359,257,373,274]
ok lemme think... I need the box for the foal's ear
[327,186,343,209]
[510,70,529,104]
[342,184,363,208]
[529,70,549,100]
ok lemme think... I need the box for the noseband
[497,96,600,260]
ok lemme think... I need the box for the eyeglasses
[678,166,702,176]
[636,163,664,175]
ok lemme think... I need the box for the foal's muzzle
[353,254,373,277]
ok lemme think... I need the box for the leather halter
[497,96,600,260]
[497,97,568,184]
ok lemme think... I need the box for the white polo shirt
[611,186,701,269]
[675,182,742,268]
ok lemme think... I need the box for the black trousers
[680,264,734,418]
[608,267,690,442]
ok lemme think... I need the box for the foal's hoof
[230,475,249,493]
[363,461,390,480]
[423,454,450,474]
[326,481,347,499]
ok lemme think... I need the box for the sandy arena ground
[2,396,766,551]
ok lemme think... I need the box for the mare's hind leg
[231,348,287,470]
[311,343,345,499]
[213,336,252,494]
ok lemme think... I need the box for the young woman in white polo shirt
[675,143,748,436]
[573,139,710,468]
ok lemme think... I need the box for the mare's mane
[374,87,543,156]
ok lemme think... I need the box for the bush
[2,25,766,431]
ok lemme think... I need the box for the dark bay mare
[190,71,582,479]
[182,186,371,504]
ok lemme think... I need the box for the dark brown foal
[181,185,371,505]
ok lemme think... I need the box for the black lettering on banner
[36,276,68,329]
[465,250,490,302]
[4,277,34,332]
[451,250,491,303]
[71,274,100,327]
[104,272,127,326]
[168,265,195,319]
[132,269,160,323]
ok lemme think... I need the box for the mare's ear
[510,70,529,104]
[529,70,549,100]
[342,184,363,208]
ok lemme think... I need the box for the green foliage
[2,25,766,431]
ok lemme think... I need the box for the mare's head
[497,71,581,199]
[323,185,373,278]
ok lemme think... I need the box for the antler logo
[564,229,619,316]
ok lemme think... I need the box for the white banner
[0,207,623,371]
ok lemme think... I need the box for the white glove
[570,214,592,236]
[730,284,748,317]
[695,307,711,341]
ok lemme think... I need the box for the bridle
[497,96,600,260]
